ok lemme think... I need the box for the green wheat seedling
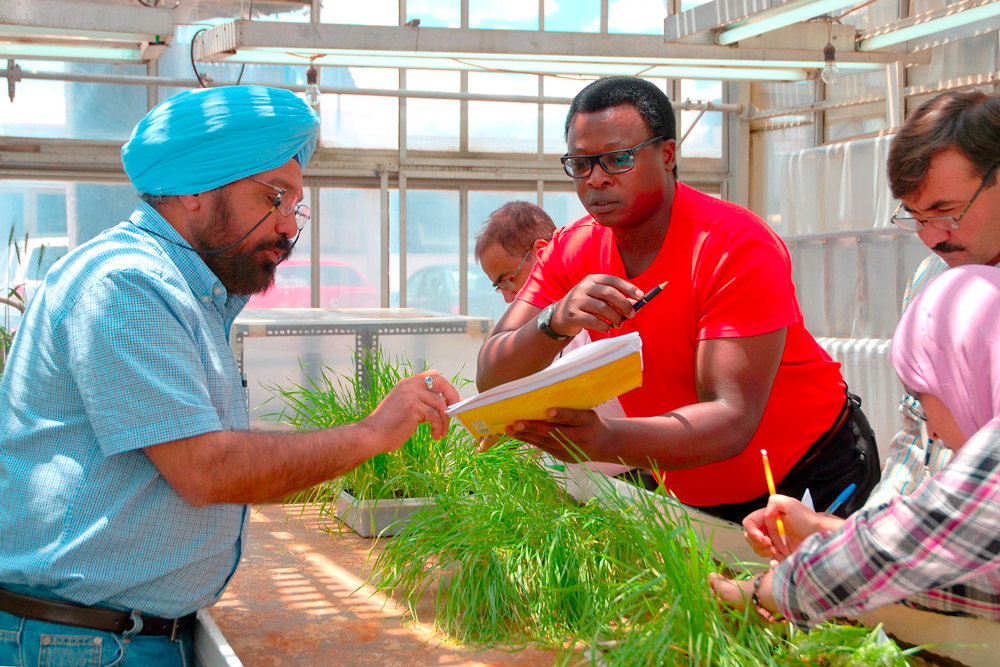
[265,348,476,512]
[373,444,931,665]
[564,475,923,666]
[372,440,649,647]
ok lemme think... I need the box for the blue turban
[121,86,320,195]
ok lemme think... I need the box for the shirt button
[201,295,211,304]
[213,286,222,296]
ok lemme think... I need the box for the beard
[194,191,295,296]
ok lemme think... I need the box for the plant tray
[334,490,435,538]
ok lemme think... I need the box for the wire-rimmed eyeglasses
[491,249,533,293]
[891,160,1000,232]
[560,135,664,179]
[247,176,311,231]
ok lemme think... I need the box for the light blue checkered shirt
[0,203,250,618]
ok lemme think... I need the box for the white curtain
[780,135,899,235]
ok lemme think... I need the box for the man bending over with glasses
[0,86,458,667]
[865,90,1000,508]
[477,75,879,522]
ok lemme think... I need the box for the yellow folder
[448,332,643,437]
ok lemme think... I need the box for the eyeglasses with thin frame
[560,135,665,179]
[247,176,311,231]
[891,159,1000,232]
[491,249,533,293]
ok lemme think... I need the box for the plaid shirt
[773,420,1000,627]
[0,204,250,617]
[865,254,953,507]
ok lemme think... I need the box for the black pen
[632,281,668,313]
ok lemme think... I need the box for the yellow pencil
[760,449,789,549]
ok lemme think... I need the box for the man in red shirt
[476,76,880,522]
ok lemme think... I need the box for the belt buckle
[169,617,181,642]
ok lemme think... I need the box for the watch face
[541,304,553,326]
[538,304,567,340]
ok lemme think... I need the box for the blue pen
[825,483,856,515]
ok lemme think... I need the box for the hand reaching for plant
[362,371,460,447]
[707,572,777,622]
[743,494,845,560]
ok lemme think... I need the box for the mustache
[932,241,964,254]
[260,237,294,262]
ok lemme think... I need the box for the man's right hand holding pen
[742,495,847,561]
[545,274,665,337]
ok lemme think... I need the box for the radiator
[815,337,899,462]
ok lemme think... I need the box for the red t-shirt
[518,183,845,506]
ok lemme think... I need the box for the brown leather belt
[0,587,194,640]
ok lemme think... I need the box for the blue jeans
[0,609,192,667]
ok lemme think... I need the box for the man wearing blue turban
[0,86,459,667]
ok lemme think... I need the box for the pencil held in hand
[760,448,789,549]
[632,281,668,313]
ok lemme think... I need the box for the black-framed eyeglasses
[491,249,532,293]
[247,176,311,231]
[560,135,665,179]
[891,159,1000,232]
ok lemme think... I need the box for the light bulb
[304,65,321,109]
[820,42,840,85]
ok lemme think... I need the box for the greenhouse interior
[2,0,1000,665]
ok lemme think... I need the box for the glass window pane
[545,0,600,31]
[469,72,539,153]
[749,81,815,235]
[407,70,460,151]
[319,188,381,309]
[543,104,572,154]
[679,80,722,159]
[321,68,399,149]
[543,191,589,226]
[320,0,399,25]
[907,34,997,90]
[1,181,136,328]
[542,76,592,153]
[824,70,887,143]
[403,191,460,314]
[833,0,897,31]
[0,61,147,141]
[406,0,462,27]
[470,0,539,29]
[609,0,666,34]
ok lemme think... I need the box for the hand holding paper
[447,332,643,439]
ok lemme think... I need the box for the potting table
[208,503,558,666]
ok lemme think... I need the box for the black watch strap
[537,304,571,341]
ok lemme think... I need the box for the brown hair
[474,201,556,261]
[888,90,1000,200]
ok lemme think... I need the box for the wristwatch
[537,304,571,341]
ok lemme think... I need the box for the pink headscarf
[890,264,1000,440]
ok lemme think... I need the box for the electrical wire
[190,27,209,88]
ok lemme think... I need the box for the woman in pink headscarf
[710,264,1000,626]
